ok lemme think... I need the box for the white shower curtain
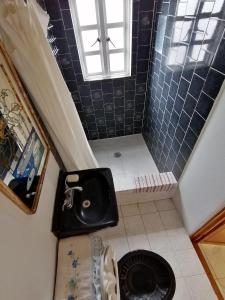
[0,0,98,170]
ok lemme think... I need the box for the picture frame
[0,42,50,214]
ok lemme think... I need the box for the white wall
[174,83,225,235]
[0,153,59,300]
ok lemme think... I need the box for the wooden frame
[0,42,50,214]
[191,207,225,300]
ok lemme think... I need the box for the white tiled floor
[89,134,159,191]
[96,199,217,299]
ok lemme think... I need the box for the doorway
[191,208,225,299]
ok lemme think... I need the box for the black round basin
[118,250,176,300]
[72,173,109,224]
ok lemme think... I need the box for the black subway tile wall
[143,0,225,179]
[41,0,225,180]
[43,0,155,140]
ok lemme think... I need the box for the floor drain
[114,152,122,158]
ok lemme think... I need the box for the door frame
[191,207,225,300]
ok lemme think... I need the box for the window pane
[173,28,181,42]
[167,48,177,65]
[109,53,124,72]
[202,1,214,13]
[185,0,198,16]
[197,19,209,32]
[212,0,223,13]
[108,28,124,50]
[191,45,201,60]
[86,55,102,73]
[105,0,123,23]
[176,45,187,64]
[205,19,218,39]
[177,2,187,16]
[180,21,192,42]
[82,30,99,52]
[76,0,97,26]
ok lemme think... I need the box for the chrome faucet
[65,186,83,194]
[62,185,83,211]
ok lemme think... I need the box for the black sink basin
[74,173,109,224]
[52,168,119,238]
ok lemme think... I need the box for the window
[69,0,133,81]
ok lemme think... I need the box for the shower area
[89,134,158,191]
[43,0,225,184]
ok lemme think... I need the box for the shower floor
[89,134,159,191]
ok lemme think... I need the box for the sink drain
[114,152,122,158]
[82,200,91,208]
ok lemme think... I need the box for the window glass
[82,30,100,52]
[191,45,201,60]
[202,1,214,13]
[105,0,124,23]
[205,19,218,39]
[70,0,132,80]
[109,53,124,71]
[86,55,102,73]
[173,28,181,42]
[212,0,223,13]
[76,0,97,26]
[185,0,198,15]
[107,28,124,50]
[177,2,187,16]
[176,45,187,64]
[180,21,192,42]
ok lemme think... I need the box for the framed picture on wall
[0,42,50,214]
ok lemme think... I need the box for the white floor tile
[118,205,123,219]
[160,251,182,278]
[138,201,157,214]
[123,215,146,236]
[155,199,175,211]
[95,212,216,299]
[107,237,129,261]
[142,212,164,233]
[173,278,192,300]
[121,204,139,217]
[127,234,151,251]
[159,209,183,229]
[167,228,193,251]
[88,134,217,298]
[185,274,217,300]
[102,218,126,239]
[175,249,205,277]
[147,230,171,254]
